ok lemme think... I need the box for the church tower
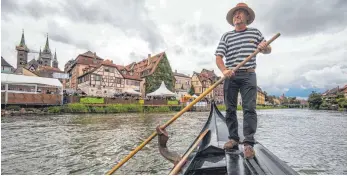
[37,47,43,65]
[41,33,52,66]
[16,29,29,68]
[52,49,59,68]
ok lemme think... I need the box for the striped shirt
[215,27,264,69]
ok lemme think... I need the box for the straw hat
[226,3,255,26]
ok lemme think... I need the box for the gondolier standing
[215,3,272,159]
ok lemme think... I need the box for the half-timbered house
[77,60,142,97]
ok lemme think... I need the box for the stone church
[16,30,60,72]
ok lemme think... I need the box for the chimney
[147,54,151,66]
[175,70,177,73]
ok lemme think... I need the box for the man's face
[232,9,249,26]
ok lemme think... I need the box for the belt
[235,68,255,72]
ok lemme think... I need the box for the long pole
[106,33,281,175]
[169,129,210,175]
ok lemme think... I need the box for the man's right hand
[222,69,235,77]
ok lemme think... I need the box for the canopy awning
[146,81,177,97]
[1,73,63,87]
[123,88,141,95]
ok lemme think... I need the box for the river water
[1,109,347,175]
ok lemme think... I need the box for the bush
[126,104,142,112]
[337,98,347,108]
[67,103,89,113]
[144,106,170,113]
[104,104,121,113]
[48,106,62,113]
[91,106,105,113]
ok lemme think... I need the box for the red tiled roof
[37,65,64,73]
[67,51,104,72]
[78,60,142,81]
[173,72,190,78]
[125,52,165,77]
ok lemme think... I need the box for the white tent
[1,73,62,87]
[146,81,177,97]
[123,88,141,95]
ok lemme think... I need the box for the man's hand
[222,69,235,78]
[257,41,267,51]
[258,41,271,54]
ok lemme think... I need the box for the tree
[264,91,268,101]
[308,91,323,109]
[188,85,195,95]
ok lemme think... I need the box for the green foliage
[188,85,195,95]
[145,54,175,94]
[5,105,21,111]
[167,100,178,105]
[217,104,226,111]
[104,104,122,113]
[91,106,105,113]
[125,104,143,112]
[144,106,170,113]
[48,106,62,113]
[67,103,89,113]
[308,91,323,109]
[336,92,345,99]
[319,100,329,110]
[337,98,347,108]
[80,97,104,104]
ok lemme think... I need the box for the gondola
[166,101,298,175]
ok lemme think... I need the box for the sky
[1,0,347,99]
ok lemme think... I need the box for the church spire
[52,48,59,68]
[53,49,57,60]
[43,33,51,53]
[19,29,26,47]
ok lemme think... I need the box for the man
[215,3,271,159]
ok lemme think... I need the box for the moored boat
[167,101,298,175]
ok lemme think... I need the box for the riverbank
[1,103,299,116]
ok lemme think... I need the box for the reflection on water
[1,109,347,175]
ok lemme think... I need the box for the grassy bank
[216,104,288,111]
[47,103,177,114]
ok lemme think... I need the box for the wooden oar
[169,129,210,175]
[105,32,281,175]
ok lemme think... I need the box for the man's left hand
[257,41,267,51]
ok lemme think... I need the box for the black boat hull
[170,101,298,175]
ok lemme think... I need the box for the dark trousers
[223,71,257,146]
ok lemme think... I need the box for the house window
[104,67,110,72]
[95,75,101,81]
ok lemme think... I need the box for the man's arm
[216,55,228,72]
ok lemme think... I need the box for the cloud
[1,0,346,97]
[254,0,347,37]
[2,0,166,51]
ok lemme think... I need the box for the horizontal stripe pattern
[215,28,264,69]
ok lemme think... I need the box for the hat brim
[226,6,255,26]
